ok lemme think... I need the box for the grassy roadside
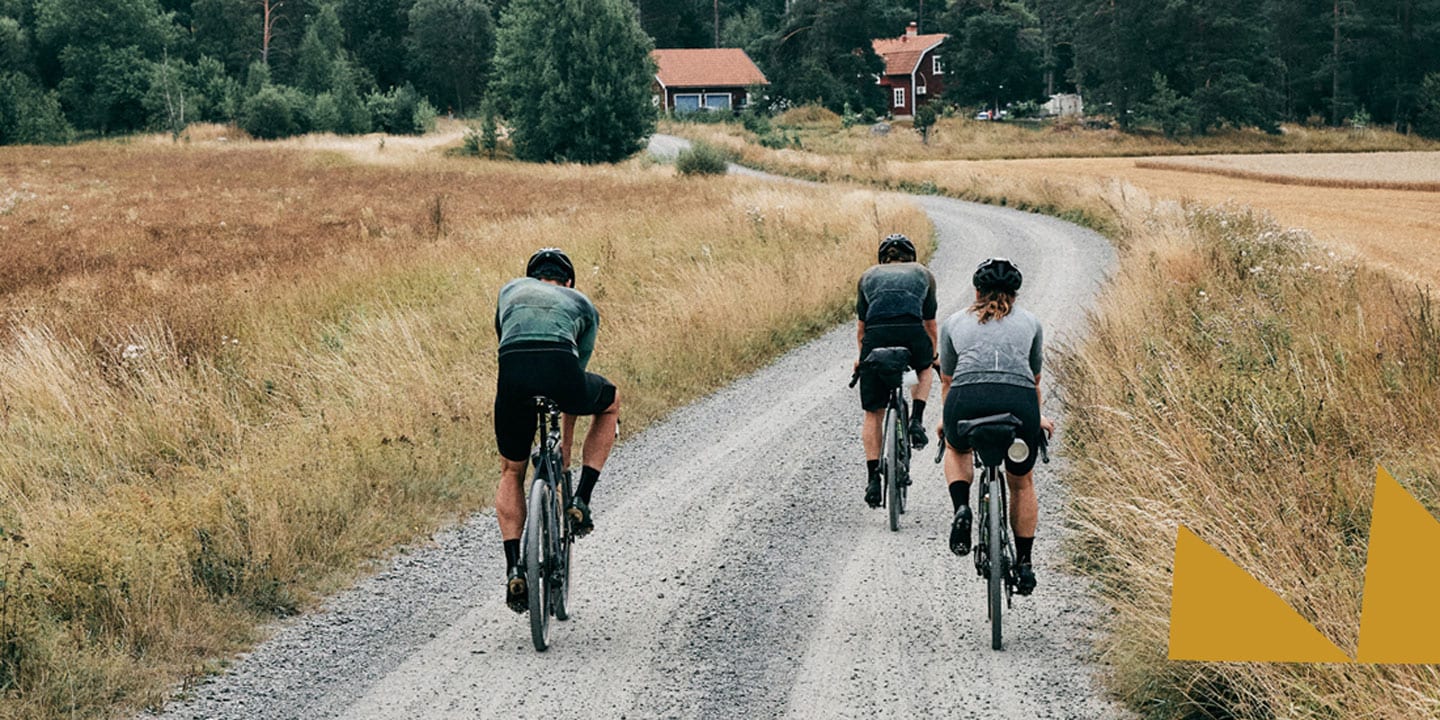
[670,120,1440,717]
[0,141,930,719]
[1056,200,1440,720]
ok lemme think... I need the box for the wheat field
[0,137,928,719]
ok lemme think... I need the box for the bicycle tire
[526,477,551,652]
[552,465,572,622]
[987,467,1004,650]
[897,402,910,516]
[883,404,901,532]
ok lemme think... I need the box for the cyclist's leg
[557,373,617,534]
[493,380,535,610]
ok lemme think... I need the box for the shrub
[675,140,732,176]
[0,71,74,145]
[1416,73,1440,139]
[311,92,341,133]
[367,84,435,135]
[241,85,306,139]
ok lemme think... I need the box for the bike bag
[952,413,1022,468]
[858,346,912,391]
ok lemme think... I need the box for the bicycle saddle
[952,413,1022,468]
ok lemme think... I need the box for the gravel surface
[150,137,1127,720]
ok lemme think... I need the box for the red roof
[872,33,947,76]
[652,49,769,88]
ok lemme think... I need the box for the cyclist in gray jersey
[493,248,620,613]
[855,233,938,508]
[937,258,1053,596]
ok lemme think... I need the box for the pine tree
[493,0,655,163]
[406,0,495,114]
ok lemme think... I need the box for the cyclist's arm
[576,304,599,370]
[856,320,866,356]
[923,318,938,360]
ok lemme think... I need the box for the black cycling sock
[576,465,601,504]
[911,399,927,423]
[866,459,880,480]
[503,539,520,572]
[948,480,971,511]
[1016,536,1035,565]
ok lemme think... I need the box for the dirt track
[151,137,1126,720]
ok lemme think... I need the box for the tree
[341,0,411,91]
[941,2,1044,110]
[759,0,907,113]
[296,3,343,93]
[1136,72,1196,137]
[34,0,178,132]
[0,70,73,144]
[1418,72,1440,137]
[192,0,263,76]
[405,0,495,114]
[493,0,656,163]
[913,101,936,143]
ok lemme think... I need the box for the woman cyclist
[936,258,1053,595]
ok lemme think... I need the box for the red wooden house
[873,23,948,119]
[652,48,770,113]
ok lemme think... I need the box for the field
[666,113,1440,163]
[1135,151,1440,190]
[0,135,928,719]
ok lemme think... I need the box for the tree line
[3,0,1440,148]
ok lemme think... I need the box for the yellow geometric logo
[1168,466,1440,663]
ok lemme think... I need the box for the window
[917,83,927,96]
[933,55,943,75]
[674,94,702,113]
[893,87,905,108]
[704,93,732,111]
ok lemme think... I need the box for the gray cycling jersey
[495,277,600,369]
[939,307,1043,389]
[856,262,938,325]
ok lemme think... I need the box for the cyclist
[493,248,620,613]
[855,233,938,508]
[936,258,1053,596]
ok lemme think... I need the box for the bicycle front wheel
[525,478,552,652]
[987,468,1004,650]
[552,467,572,622]
[883,404,901,532]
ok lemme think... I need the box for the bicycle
[851,347,913,532]
[935,413,1048,650]
[520,396,575,651]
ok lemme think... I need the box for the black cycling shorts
[859,323,934,412]
[943,382,1042,476]
[494,342,616,462]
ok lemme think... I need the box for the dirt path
[150,137,1127,720]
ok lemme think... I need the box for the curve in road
[152,136,1125,720]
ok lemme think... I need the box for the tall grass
[1055,198,1440,719]
[0,141,929,719]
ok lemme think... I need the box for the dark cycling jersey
[495,277,600,369]
[856,262,938,326]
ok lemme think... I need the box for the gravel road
[151,137,1125,720]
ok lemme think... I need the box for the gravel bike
[936,413,1047,650]
[520,396,575,651]
[851,348,913,531]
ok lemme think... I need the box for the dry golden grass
[0,139,928,719]
[666,116,1440,163]
[1055,197,1440,720]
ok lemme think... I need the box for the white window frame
[893,87,905,108]
[674,93,703,113]
[703,93,732,111]
[917,83,927,96]
[933,55,943,75]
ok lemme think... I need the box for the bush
[675,140,732,176]
[367,84,435,135]
[241,85,308,139]
[0,72,74,144]
[311,92,341,133]
[775,104,840,125]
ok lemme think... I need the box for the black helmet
[973,257,1023,293]
[878,233,916,263]
[526,247,575,286]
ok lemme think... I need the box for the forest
[2,0,1439,145]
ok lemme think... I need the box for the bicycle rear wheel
[883,404,901,532]
[897,403,910,516]
[987,467,1004,650]
[525,478,552,652]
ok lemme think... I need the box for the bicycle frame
[881,385,911,531]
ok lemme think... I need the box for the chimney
[905,22,918,38]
